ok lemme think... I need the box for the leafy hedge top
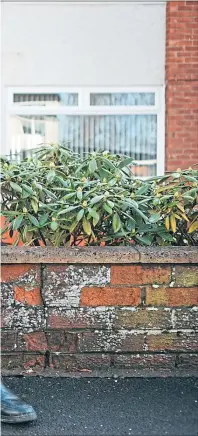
[1,144,198,247]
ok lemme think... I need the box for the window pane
[9,114,157,175]
[133,163,156,178]
[90,92,155,106]
[13,93,78,106]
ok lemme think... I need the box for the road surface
[2,377,198,436]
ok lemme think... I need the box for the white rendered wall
[1,2,166,148]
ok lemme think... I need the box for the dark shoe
[1,382,37,423]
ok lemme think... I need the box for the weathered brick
[23,354,45,370]
[1,353,45,372]
[174,266,198,287]
[1,353,24,370]
[146,286,198,306]
[21,286,42,305]
[1,352,45,373]
[1,331,17,351]
[47,307,113,329]
[77,331,145,353]
[176,353,198,370]
[14,286,43,306]
[51,353,111,371]
[0,283,14,307]
[113,353,176,370]
[43,265,110,307]
[46,331,77,353]
[111,265,171,285]
[80,287,141,307]
[1,264,40,285]
[18,332,47,351]
[147,331,198,352]
[114,308,172,329]
[174,308,198,329]
[1,306,45,330]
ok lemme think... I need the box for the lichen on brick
[47,306,114,329]
[2,306,45,331]
[42,265,110,307]
[77,330,145,353]
[1,283,14,307]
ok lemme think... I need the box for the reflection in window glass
[13,93,78,106]
[90,93,155,106]
[10,114,157,176]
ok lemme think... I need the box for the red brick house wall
[166,1,198,171]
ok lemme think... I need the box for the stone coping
[1,246,198,264]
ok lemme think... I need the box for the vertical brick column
[166,1,198,171]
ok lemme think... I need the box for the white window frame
[6,86,165,175]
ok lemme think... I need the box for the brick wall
[166,1,198,171]
[1,247,198,376]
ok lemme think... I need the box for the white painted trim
[4,2,166,5]
[9,107,158,116]
[134,160,157,166]
[7,86,165,175]
[156,85,165,176]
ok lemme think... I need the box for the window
[6,87,165,177]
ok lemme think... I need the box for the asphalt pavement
[1,377,198,436]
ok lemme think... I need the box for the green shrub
[1,144,198,246]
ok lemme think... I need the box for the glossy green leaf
[117,157,134,169]
[50,221,58,231]
[112,213,121,233]
[28,214,39,227]
[39,214,49,226]
[21,184,34,195]
[82,217,92,235]
[89,159,97,173]
[47,170,56,183]
[31,198,39,214]
[10,182,22,193]
[149,213,161,223]
[58,206,79,215]
[103,203,112,214]
[90,195,104,205]
[77,209,84,222]
[88,208,100,221]
[12,215,23,231]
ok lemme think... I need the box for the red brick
[174,265,198,287]
[113,354,176,370]
[47,308,112,329]
[146,286,198,306]
[1,283,14,307]
[114,308,172,329]
[23,354,45,370]
[174,308,198,329]
[46,331,77,353]
[80,286,141,307]
[1,264,38,283]
[166,1,198,171]
[147,331,198,352]
[51,353,111,371]
[77,331,145,353]
[14,286,43,305]
[1,331,17,351]
[1,353,45,372]
[111,265,171,285]
[176,354,198,370]
[18,332,47,351]
[1,306,45,330]
[1,353,24,370]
